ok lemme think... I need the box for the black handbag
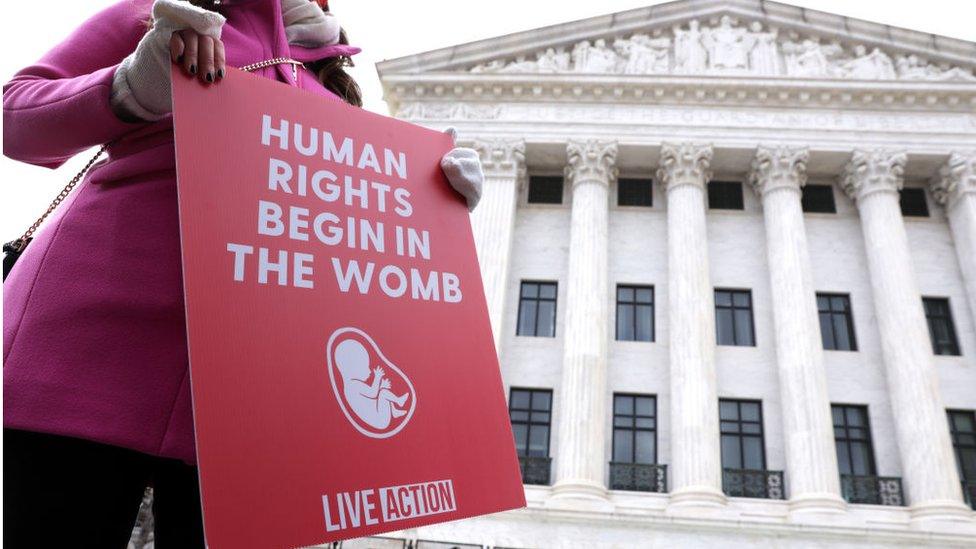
[3,146,106,281]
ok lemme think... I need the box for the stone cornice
[932,152,976,209]
[841,149,908,202]
[382,74,976,116]
[472,138,527,186]
[749,146,809,196]
[565,140,619,188]
[657,142,714,192]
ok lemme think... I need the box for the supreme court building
[356,0,976,546]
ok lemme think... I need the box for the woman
[2,1,483,546]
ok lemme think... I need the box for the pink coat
[3,0,349,464]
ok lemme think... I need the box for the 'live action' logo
[322,479,457,533]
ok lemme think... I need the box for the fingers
[199,35,215,83]
[444,127,458,143]
[179,30,198,76]
[214,38,226,79]
[169,32,185,65]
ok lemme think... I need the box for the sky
[1,0,974,239]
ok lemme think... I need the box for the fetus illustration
[327,327,417,438]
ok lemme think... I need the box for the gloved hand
[111,0,225,121]
[281,0,340,47]
[440,128,484,212]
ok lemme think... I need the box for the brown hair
[172,1,363,107]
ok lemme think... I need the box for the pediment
[377,0,976,83]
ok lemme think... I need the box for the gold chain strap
[12,145,107,252]
[10,58,303,253]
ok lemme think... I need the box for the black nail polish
[217,68,224,79]
[189,64,197,75]
[177,54,184,64]
[205,72,214,83]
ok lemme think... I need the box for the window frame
[817,292,858,351]
[719,398,767,471]
[516,281,558,338]
[617,178,654,207]
[923,297,961,356]
[948,409,976,483]
[801,184,837,214]
[899,187,930,218]
[508,388,553,459]
[615,284,655,342]
[714,288,756,346]
[708,181,745,210]
[832,404,878,477]
[526,175,565,205]
[611,394,658,465]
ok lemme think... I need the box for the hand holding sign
[172,67,524,548]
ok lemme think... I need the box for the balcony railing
[518,455,551,486]
[609,462,668,493]
[962,480,976,510]
[840,474,904,506]
[722,468,785,499]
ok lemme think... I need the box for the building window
[948,410,976,509]
[527,175,563,204]
[616,285,654,342]
[801,184,836,213]
[618,178,653,207]
[708,181,744,210]
[832,405,876,477]
[509,388,552,485]
[715,289,755,346]
[612,394,657,465]
[817,293,857,351]
[720,399,765,471]
[899,187,929,217]
[516,281,557,337]
[923,297,960,356]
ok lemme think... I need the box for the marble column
[656,143,725,507]
[841,150,968,520]
[749,146,845,514]
[933,152,976,324]
[471,139,526,351]
[550,139,617,506]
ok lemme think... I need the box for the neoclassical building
[359,0,976,547]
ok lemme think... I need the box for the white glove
[110,0,225,121]
[440,129,484,212]
[281,0,340,47]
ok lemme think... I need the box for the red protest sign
[172,67,525,549]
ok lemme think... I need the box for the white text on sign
[322,479,457,533]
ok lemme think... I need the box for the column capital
[841,149,907,203]
[748,146,809,197]
[656,142,713,192]
[932,152,976,210]
[472,138,526,182]
[565,139,618,188]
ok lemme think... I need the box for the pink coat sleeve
[2,1,153,168]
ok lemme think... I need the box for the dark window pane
[614,417,632,428]
[528,426,549,456]
[953,412,974,432]
[635,432,655,464]
[850,442,872,475]
[716,309,735,345]
[832,404,876,477]
[521,283,538,298]
[536,301,556,337]
[517,300,538,336]
[532,391,551,411]
[820,313,836,350]
[527,176,564,204]
[832,407,843,425]
[720,401,739,420]
[614,395,633,415]
[732,292,751,308]
[734,309,754,345]
[708,181,744,210]
[617,286,634,302]
[636,305,654,342]
[510,390,530,409]
[923,297,960,356]
[743,437,764,470]
[635,397,654,416]
[635,288,654,303]
[721,421,740,432]
[741,402,760,421]
[846,407,864,427]
[833,315,852,350]
[715,290,732,307]
[836,444,851,474]
[510,388,552,460]
[614,429,633,462]
[801,184,837,213]
[512,424,528,453]
[539,283,557,299]
[510,410,529,422]
[818,294,856,351]
[817,295,830,310]
[618,178,653,207]
[636,417,655,429]
[900,187,929,217]
[617,304,635,341]
[721,436,742,469]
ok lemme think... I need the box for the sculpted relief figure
[615,34,671,74]
[838,45,895,79]
[701,15,753,71]
[896,54,976,81]
[748,22,779,75]
[536,47,571,72]
[673,20,707,73]
[783,39,843,77]
[574,38,618,73]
